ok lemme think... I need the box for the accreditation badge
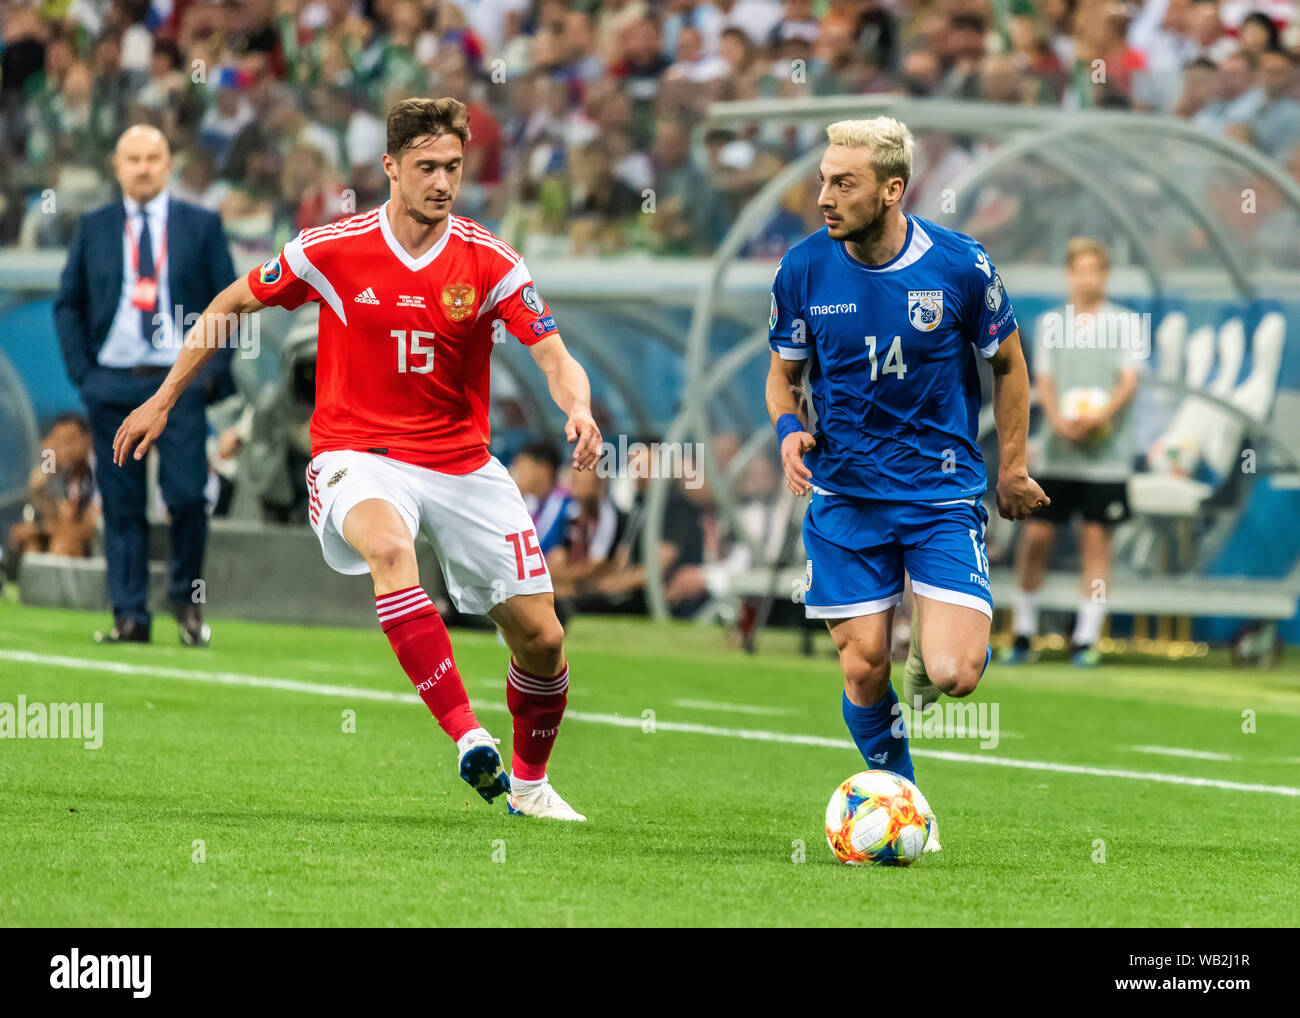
[131,276,158,310]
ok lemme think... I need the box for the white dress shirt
[99,191,178,368]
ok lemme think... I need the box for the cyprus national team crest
[441,284,476,321]
[908,290,944,332]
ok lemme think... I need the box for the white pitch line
[673,698,794,716]
[2,649,1297,797]
[899,747,1299,796]
[1131,745,1239,762]
[0,650,422,704]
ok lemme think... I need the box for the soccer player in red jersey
[112,98,599,820]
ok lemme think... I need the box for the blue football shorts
[802,489,993,620]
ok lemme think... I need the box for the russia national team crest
[442,283,476,321]
[259,255,281,285]
[907,290,944,332]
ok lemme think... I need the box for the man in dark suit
[54,124,237,645]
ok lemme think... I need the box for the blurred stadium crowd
[2,0,1299,257]
[4,1,1298,646]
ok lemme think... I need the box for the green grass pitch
[1,599,1297,927]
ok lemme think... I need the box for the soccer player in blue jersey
[767,117,1048,850]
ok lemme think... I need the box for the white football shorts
[305,450,553,614]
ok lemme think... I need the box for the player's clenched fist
[996,470,1049,521]
[112,397,170,466]
[566,410,602,471]
[781,431,816,496]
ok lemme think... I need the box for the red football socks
[375,586,477,741]
[506,658,569,781]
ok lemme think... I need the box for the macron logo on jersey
[354,287,380,305]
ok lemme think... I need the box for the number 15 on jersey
[393,329,435,374]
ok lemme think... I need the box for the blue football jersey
[769,214,1018,501]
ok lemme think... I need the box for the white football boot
[910,780,943,854]
[507,777,587,821]
[456,728,511,803]
[918,798,942,853]
[923,813,943,853]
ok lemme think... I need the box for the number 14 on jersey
[865,335,908,381]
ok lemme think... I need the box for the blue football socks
[842,684,915,783]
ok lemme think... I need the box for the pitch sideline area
[0,603,1297,926]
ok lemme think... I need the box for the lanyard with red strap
[125,210,167,311]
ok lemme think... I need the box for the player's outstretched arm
[112,276,266,466]
[988,331,1049,520]
[529,332,602,470]
[766,351,815,496]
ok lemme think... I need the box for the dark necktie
[137,210,156,346]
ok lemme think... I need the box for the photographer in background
[510,440,573,555]
[4,414,99,573]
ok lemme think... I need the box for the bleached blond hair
[825,117,914,188]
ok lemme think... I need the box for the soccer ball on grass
[825,769,933,866]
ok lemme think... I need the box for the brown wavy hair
[386,97,472,156]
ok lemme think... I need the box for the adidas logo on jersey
[354,287,380,305]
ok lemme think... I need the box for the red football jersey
[247,204,559,473]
